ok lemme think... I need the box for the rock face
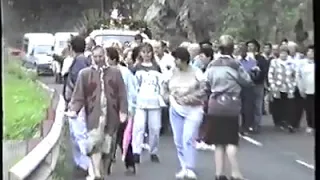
[139,0,228,45]
[137,0,314,46]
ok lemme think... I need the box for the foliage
[221,0,302,42]
[3,59,49,140]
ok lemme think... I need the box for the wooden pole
[101,0,105,19]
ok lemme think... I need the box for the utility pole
[130,0,133,18]
[100,0,105,19]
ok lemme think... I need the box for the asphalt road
[39,75,315,180]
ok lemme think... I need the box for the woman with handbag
[204,35,253,180]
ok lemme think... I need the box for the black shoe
[287,125,296,133]
[150,154,160,163]
[215,175,228,180]
[125,166,136,176]
[107,164,112,175]
[111,155,116,163]
[133,154,140,164]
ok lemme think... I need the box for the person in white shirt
[131,43,164,163]
[287,41,305,129]
[153,41,175,135]
[187,43,201,65]
[153,41,176,78]
[297,45,314,133]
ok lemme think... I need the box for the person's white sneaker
[208,144,216,151]
[203,143,212,150]
[196,141,207,150]
[306,127,314,134]
[141,143,151,151]
[185,169,197,179]
[195,141,202,150]
[175,169,187,179]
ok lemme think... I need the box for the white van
[53,32,78,55]
[52,32,78,83]
[22,33,55,75]
[89,29,149,46]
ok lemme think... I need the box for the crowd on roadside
[60,33,314,180]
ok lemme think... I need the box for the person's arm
[178,70,208,105]
[268,59,277,92]
[126,70,138,115]
[236,63,253,87]
[68,69,86,114]
[115,70,128,118]
[253,56,268,83]
[295,61,305,97]
[161,74,171,104]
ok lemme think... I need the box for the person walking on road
[68,46,128,179]
[162,47,208,179]
[106,46,138,175]
[205,35,252,180]
[297,45,315,134]
[131,43,164,163]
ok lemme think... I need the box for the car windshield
[34,45,52,54]
[94,35,135,45]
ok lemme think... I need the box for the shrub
[4,58,49,140]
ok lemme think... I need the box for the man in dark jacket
[63,36,91,107]
[245,39,268,133]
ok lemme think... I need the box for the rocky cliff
[137,0,313,45]
[137,0,228,45]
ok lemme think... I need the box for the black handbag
[207,71,242,117]
[207,91,241,117]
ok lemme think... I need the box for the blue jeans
[169,106,203,170]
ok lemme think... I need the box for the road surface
[39,75,315,180]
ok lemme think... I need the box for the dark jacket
[252,54,268,85]
[63,54,91,103]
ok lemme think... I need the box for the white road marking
[296,160,315,170]
[239,134,263,147]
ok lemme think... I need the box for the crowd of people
[62,33,314,180]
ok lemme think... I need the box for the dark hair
[281,38,288,44]
[161,41,167,48]
[200,47,213,60]
[307,44,314,50]
[91,38,96,46]
[246,39,260,52]
[70,36,86,53]
[106,47,120,63]
[131,46,141,63]
[264,42,272,49]
[171,47,190,64]
[134,34,143,41]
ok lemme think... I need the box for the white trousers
[132,108,162,154]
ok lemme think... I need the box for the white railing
[8,96,66,180]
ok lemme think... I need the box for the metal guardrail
[8,96,66,180]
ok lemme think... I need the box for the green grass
[3,59,49,140]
